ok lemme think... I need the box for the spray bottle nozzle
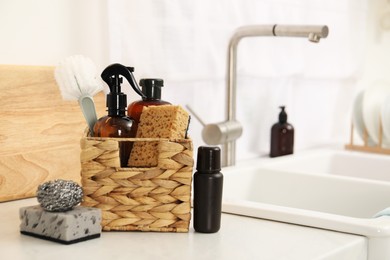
[106,75,123,94]
[101,63,146,116]
[101,63,146,98]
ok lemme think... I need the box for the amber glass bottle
[94,64,145,167]
[127,78,171,134]
[270,106,294,157]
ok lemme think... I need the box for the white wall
[1,0,389,160]
[0,0,108,70]
[360,0,390,86]
[2,0,387,83]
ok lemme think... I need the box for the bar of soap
[20,205,101,244]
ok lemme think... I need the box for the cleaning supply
[20,205,101,245]
[127,78,171,134]
[36,179,83,212]
[93,63,145,167]
[270,106,294,157]
[193,146,223,233]
[54,55,103,136]
[128,105,190,167]
[20,179,101,244]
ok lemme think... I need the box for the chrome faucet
[202,24,329,166]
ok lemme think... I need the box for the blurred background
[1,0,389,161]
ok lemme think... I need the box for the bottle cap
[140,78,163,100]
[196,146,221,173]
[278,106,287,124]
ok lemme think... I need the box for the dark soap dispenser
[127,78,171,134]
[270,106,294,158]
[93,63,146,167]
[193,146,223,233]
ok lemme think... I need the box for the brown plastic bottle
[270,106,294,157]
[127,78,171,134]
[93,64,145,167]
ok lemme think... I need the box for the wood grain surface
[0,65,106,202]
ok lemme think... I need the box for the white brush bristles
[55,55,103,101]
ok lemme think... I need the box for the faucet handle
[202,121,243,145]
[186,105,243,145]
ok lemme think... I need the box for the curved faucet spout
[224,24,329,166]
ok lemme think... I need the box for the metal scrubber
[37,179,83,212]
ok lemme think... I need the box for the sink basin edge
[222,199,390,238]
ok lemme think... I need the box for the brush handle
[79,95,98,136]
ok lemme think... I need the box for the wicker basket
[80,134,193,232]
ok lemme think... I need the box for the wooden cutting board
[0,65,106,202]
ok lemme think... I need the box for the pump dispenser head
[140,78,164,100]
[196,146,221,173]
[278,106,288,124]
[101,63,146,116]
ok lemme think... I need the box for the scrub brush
[54,55,103,136]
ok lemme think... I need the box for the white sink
[263,147,390,182]
[222,148,390,260]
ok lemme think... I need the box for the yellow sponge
[128,105,190,167]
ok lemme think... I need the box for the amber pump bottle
[270,106,294,157]
[127,78,171,133]
[193,146,223,233]
[93,63,146,167]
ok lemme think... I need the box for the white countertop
[1,198,367,260]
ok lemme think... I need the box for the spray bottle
[93,63,145,166]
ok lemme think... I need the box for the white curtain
[107,0,368,160]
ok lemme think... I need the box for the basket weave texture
[80,135,193,232]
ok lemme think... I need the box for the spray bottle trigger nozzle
[101,63,146,99]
